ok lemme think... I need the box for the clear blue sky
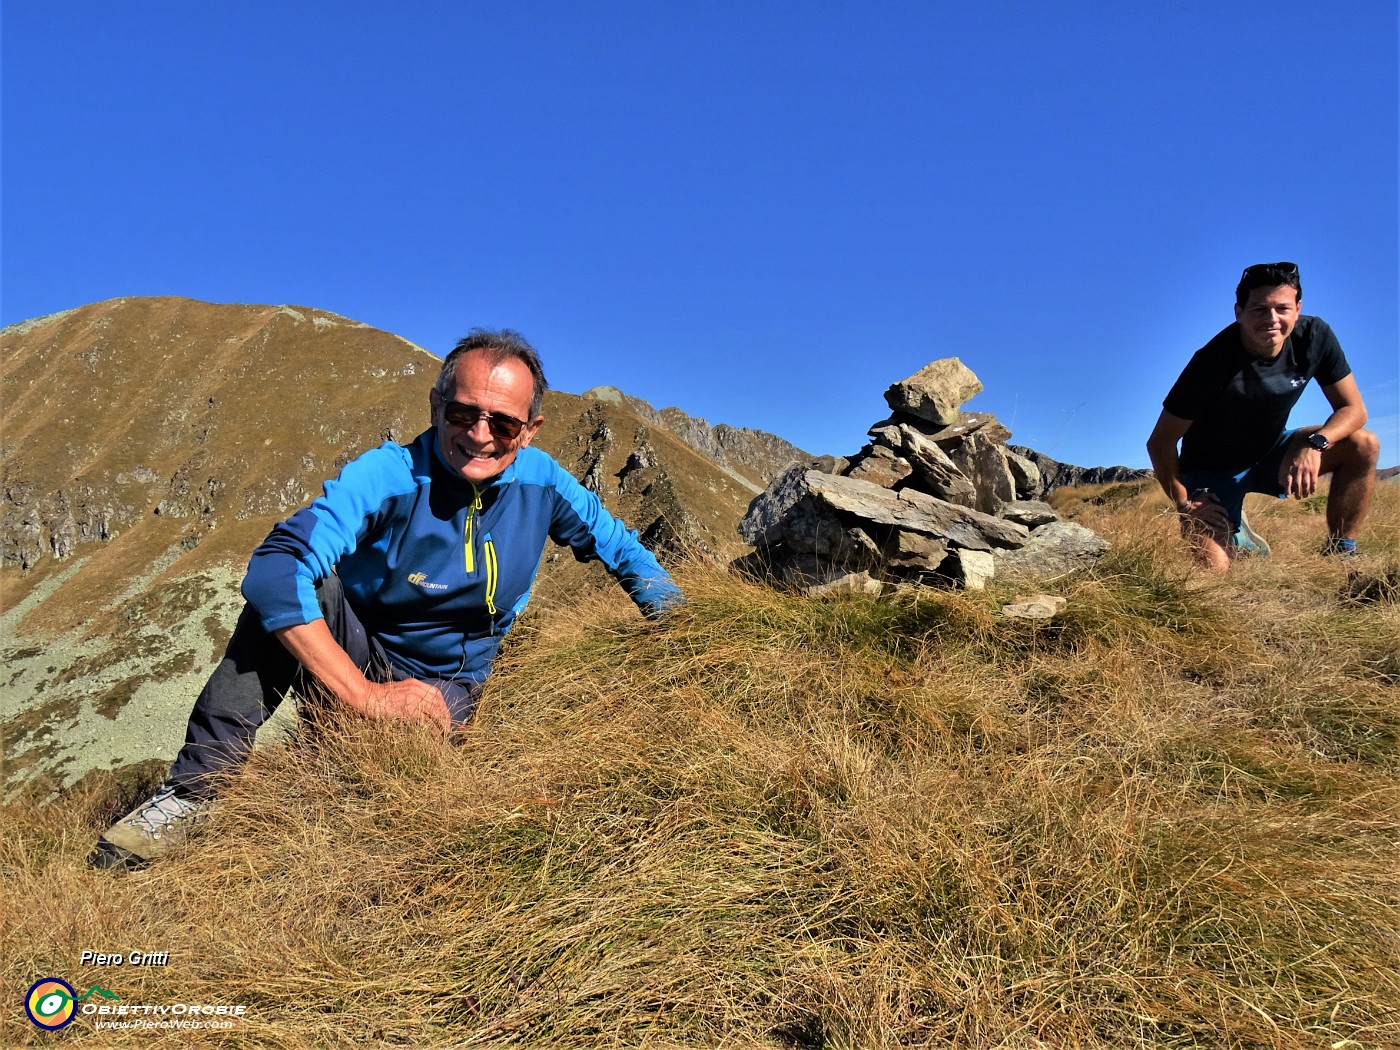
[4,2,1396,469]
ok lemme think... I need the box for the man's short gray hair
[434,328,548,418]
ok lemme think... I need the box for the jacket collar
[426,431,519,493]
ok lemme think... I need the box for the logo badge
[25,978,77,1030]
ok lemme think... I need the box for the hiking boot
[1230,510,1270,558]
[89,782,207,870]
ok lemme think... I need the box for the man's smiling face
[1235,284,1300,360]
[430,350,542,485]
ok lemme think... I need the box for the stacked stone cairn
[736,358,1111,593]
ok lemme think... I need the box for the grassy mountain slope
[0,298,765,792]
[2,483,1397,1048]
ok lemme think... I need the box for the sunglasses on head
[1240,261,1299,281]
[440,400,529,441]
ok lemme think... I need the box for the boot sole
[88,838,150,871]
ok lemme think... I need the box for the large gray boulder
[884,358,983,426]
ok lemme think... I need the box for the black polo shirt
[1163,315,1350,474]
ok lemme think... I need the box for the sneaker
[1230,510,1271,558]
[1322,537,1359,557]
[89,782,207,870]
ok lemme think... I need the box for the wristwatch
[1306,432,1331,452]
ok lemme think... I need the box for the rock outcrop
[737,358,1111,590]
[582,386,815,491]
[1005,445,1153,495]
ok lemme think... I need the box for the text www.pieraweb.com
[94,1018,234,1031]
[83,1003,246,1030]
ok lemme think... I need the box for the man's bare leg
[1180,494,1233,572]
[1322,429,1379,540]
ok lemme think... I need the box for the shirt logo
[407,572,448,591]
[1289,377,1306,388]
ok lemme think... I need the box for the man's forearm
[273,620,375,712]
[1313,403,1368,444]
[1146,438,1189,509]
[272,620,451,731]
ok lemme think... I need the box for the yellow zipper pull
[463,486,482,573]
[484,535,498,616]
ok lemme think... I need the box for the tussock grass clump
[3,490,1399,1048]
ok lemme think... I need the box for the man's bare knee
[1179,508,1231,570]
[1348,427,1380,465]
[1327,428,1380,473]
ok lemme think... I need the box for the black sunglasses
[440,400,529,441]
[1240,261,1298,281]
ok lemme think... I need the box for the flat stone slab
[807,571,884,597]
[1000,500,1059,528]
[739,468,1029,552]
[1002,594,1068,619]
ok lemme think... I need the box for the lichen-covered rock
[991,522,1110,578]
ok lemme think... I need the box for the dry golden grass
[3,485,1398,1048]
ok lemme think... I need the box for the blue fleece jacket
[241,430,683,683]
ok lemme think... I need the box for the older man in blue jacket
[92,328,683,869]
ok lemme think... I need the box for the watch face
[1308,434,1329,450]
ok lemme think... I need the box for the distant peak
[583,385,632,404]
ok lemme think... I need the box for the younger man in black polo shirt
[1146,262,1379,570]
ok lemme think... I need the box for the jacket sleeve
[541,456,685,618]
[241,442,413,632]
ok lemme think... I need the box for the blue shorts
[1179,429,1296,532]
